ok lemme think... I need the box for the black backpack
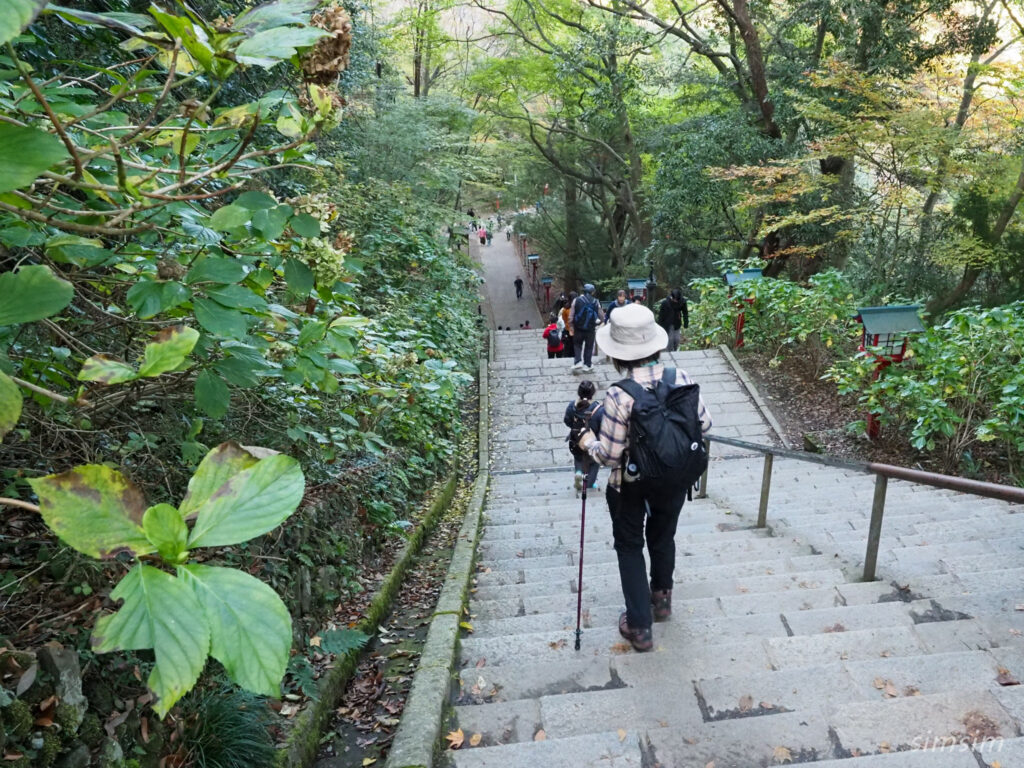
[567,401,594,458]
[614,368,707,494]
[573,296,599,332]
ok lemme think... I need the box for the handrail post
[863,474,888,581]
[698,438,710,499]
[757,453,774,528]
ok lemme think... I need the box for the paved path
[443,331,1024,768]
[472,234,542,333]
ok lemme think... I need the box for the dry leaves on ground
[446,728,465,749]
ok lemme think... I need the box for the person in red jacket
[542,313,564,359]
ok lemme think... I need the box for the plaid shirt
[583,363,713,491]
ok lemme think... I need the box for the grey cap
[583,283,595,294]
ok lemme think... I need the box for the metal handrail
[697,434,1024,581]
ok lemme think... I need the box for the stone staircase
[446,331,1024,768]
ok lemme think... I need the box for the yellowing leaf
[460,621,474,633]
[773,745,793,763]
[617,728,627,742]
[534,729,546,741]
[446,728,464,749]
[362,759,376,766]
[469,733,482,747]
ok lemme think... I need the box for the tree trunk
[726,0,781,139]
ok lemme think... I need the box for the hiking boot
[618,612,653,652]
[574,471,583,491]
[651,589,672,622]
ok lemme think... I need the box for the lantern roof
[527,253,539,262]
[627,278,647,291]
[855,305,924,336]
[724,268,764,286]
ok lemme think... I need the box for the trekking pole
[574,481,587,651]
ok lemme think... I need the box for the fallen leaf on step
[705,761,715,768]
[618,728,627,742]
[879,742,890,753]
[737,586,749,593]
[772,745,792,763]
[476,658,486,668]
[991,761,1001,768]
[684,737,697,745]
[879,650,892,657]
[469,733,482,747]
[446,729,464,749]
[883,681,899,698]
[534,729,546,741]
[823,623,845,633]
[610,642,632,654]
[996,667,1020,686]
[362,759,376,766]
[738,695,753,712]
[460,622,474,633]
[759,701,774,710]
[904,686,920,696]
[872,678,885,690]
[549,639,566,650]
[1015,604,1024,611]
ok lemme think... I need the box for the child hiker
[564,380,600,495]
[543,313,564,358]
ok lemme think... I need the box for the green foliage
[829,303,1024,475]
[180,686,276,768]
[29,442,304,716]
[690,268,860,375]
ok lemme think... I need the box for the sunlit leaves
[92,564,210,717]
[0,0,47,47]
[0,125,68,195]
[29,465,154,559]
[142,503,188,563]
[178,442,259,519]
[0,265,74,326]
[235,27,328,68]
[187,453,304,548]
[79,326,200,384]
[179,564,291,696]
[0,370,23,442]
[126,280,190,319]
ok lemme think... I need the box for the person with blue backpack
[568,283,604,372]
[575,303,713,652]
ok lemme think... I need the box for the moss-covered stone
[4,699,33,740]
[54,703,79,732]
[77,713,103,749]
[38,730,61,768]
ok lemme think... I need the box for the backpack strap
[662,367,677,386]
[612,377,645,402]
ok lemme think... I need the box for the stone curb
[278,344,489,767]
[386,347,491,768]
[718,343,793,450]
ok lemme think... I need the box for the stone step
[828,689,1018,756]
[474,554,834,589]
[470,566,847,604]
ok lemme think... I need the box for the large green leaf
[178,442,259,520]
[0,124,68,194]
[0,265,74,326]
[186,258,247,285]
[78,354,137,385]
[137,325,200,378]
[92,564,210,717]
[283,258,314,295]
[208,204,251,232]
[126,280,189,319]
[29,465,155,559]
[143,503,188,563]
[194,371,230,419]
[187,454,304,548]
[194,298,248,339]
[0,0,47,47]
[290,213,321,238]
[235,190,277,210]
[179,564,291,696]
[235,26,328,68]
[45,6,154,36]
[234,0,318,35]
[0,370,22,442]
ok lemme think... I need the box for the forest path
[440,334,1024,767]
[472,231,543,332]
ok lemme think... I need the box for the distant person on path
[657,288,689,351]
[478,226,487,246]
[523,320,530,329]
[569,284,604,372]
[543,313,564,358]
[486,229,493,246]
[606,289,631,322]
[514,276,524,300]
[505,224,513,241]
[576,303,713,652]
[560,291,576,358]
[565,380,600,494]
